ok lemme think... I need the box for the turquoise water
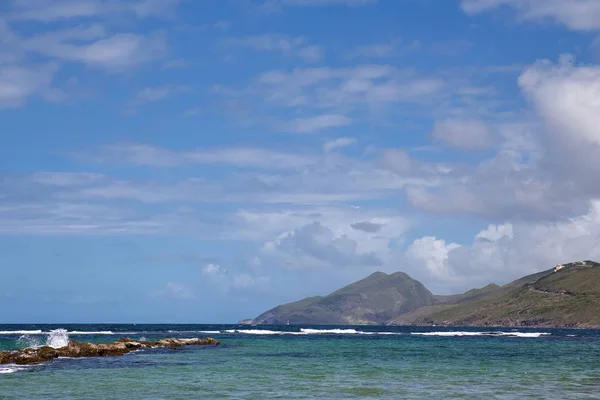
[2,325,600,399]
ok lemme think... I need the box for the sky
[2,0,600,323]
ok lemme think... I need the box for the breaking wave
[47,329,70,348]
[411,331,551,338]
[0,330,43,335]
[224,329,402,335]
[0,365,28,374]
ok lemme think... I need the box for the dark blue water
[2,324,600,399]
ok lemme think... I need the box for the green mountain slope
[391,261,600,327]
[252,271,437,325]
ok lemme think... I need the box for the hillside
[247,260,600,328]
[391,261,600,328]
[252,271,437,325]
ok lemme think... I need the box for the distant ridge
[251,271,437,325]
[246,261,600,328]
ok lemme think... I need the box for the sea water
[1,324,600,399]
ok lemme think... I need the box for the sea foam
[300,328,359,334]
[47,329,70,348]
[411,331,551,338]
[0,365,27,374]
[0,330,43,335]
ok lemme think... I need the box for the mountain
[252,271,437,325]
[249,260,600,328]
[388,260,600,328]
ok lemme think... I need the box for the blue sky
[2,0,600,323]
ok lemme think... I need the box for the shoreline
[0,337,220,366]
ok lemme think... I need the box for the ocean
[1,324,599,399]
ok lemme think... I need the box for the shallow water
[2,324,600,399]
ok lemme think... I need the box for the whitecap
[224,329,302,335]
[47,329,69,348]
[68,331,115,335]
[0,365,27,374]
[411,331,551,338]
[0,330,43,335]
[300,328,359,334]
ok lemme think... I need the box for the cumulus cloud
[350,221,384,233]
[518,56,600,193]
[404,56,600,221]
[405,202,600,293]
[261,221,383,268]
[241,206,409,275]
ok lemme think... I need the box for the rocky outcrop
[0,337,220,366]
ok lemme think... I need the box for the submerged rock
[0,337,220,366]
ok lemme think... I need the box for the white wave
[0,330,43,335]
[47,329,69,348]
[68,331,115,335]
[197,331,221,334]
[411,331,551,338]
[225,329,303,335]
[224,328,404,336]
[0,365,27,374]
[300,328,359,334]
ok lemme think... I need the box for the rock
[0,337,220,366]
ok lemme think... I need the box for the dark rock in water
[0,337,220,366]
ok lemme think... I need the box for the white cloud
[219,65,448,131]
[281,0,377,6]
[323,137,356,152]
[461,0,600,31]
[431,119,494,150]
[0,63,57,108]
[406,201,600,292]
[289,114,352,133]
[404,56,600,221]
[202,263,228,276]
[8,0,181,21]
[0,202,168,235]
[518,56,600,196]
[224,34,325,62]
[26,30,168,70]
[202,263,268,290]
[157,282,196,300]
[135,86,184,102]
[296,45,326,62]
[87,144,317,169]
[406,237,461,280]
[31,172,105,186]
[475,223,514,242]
